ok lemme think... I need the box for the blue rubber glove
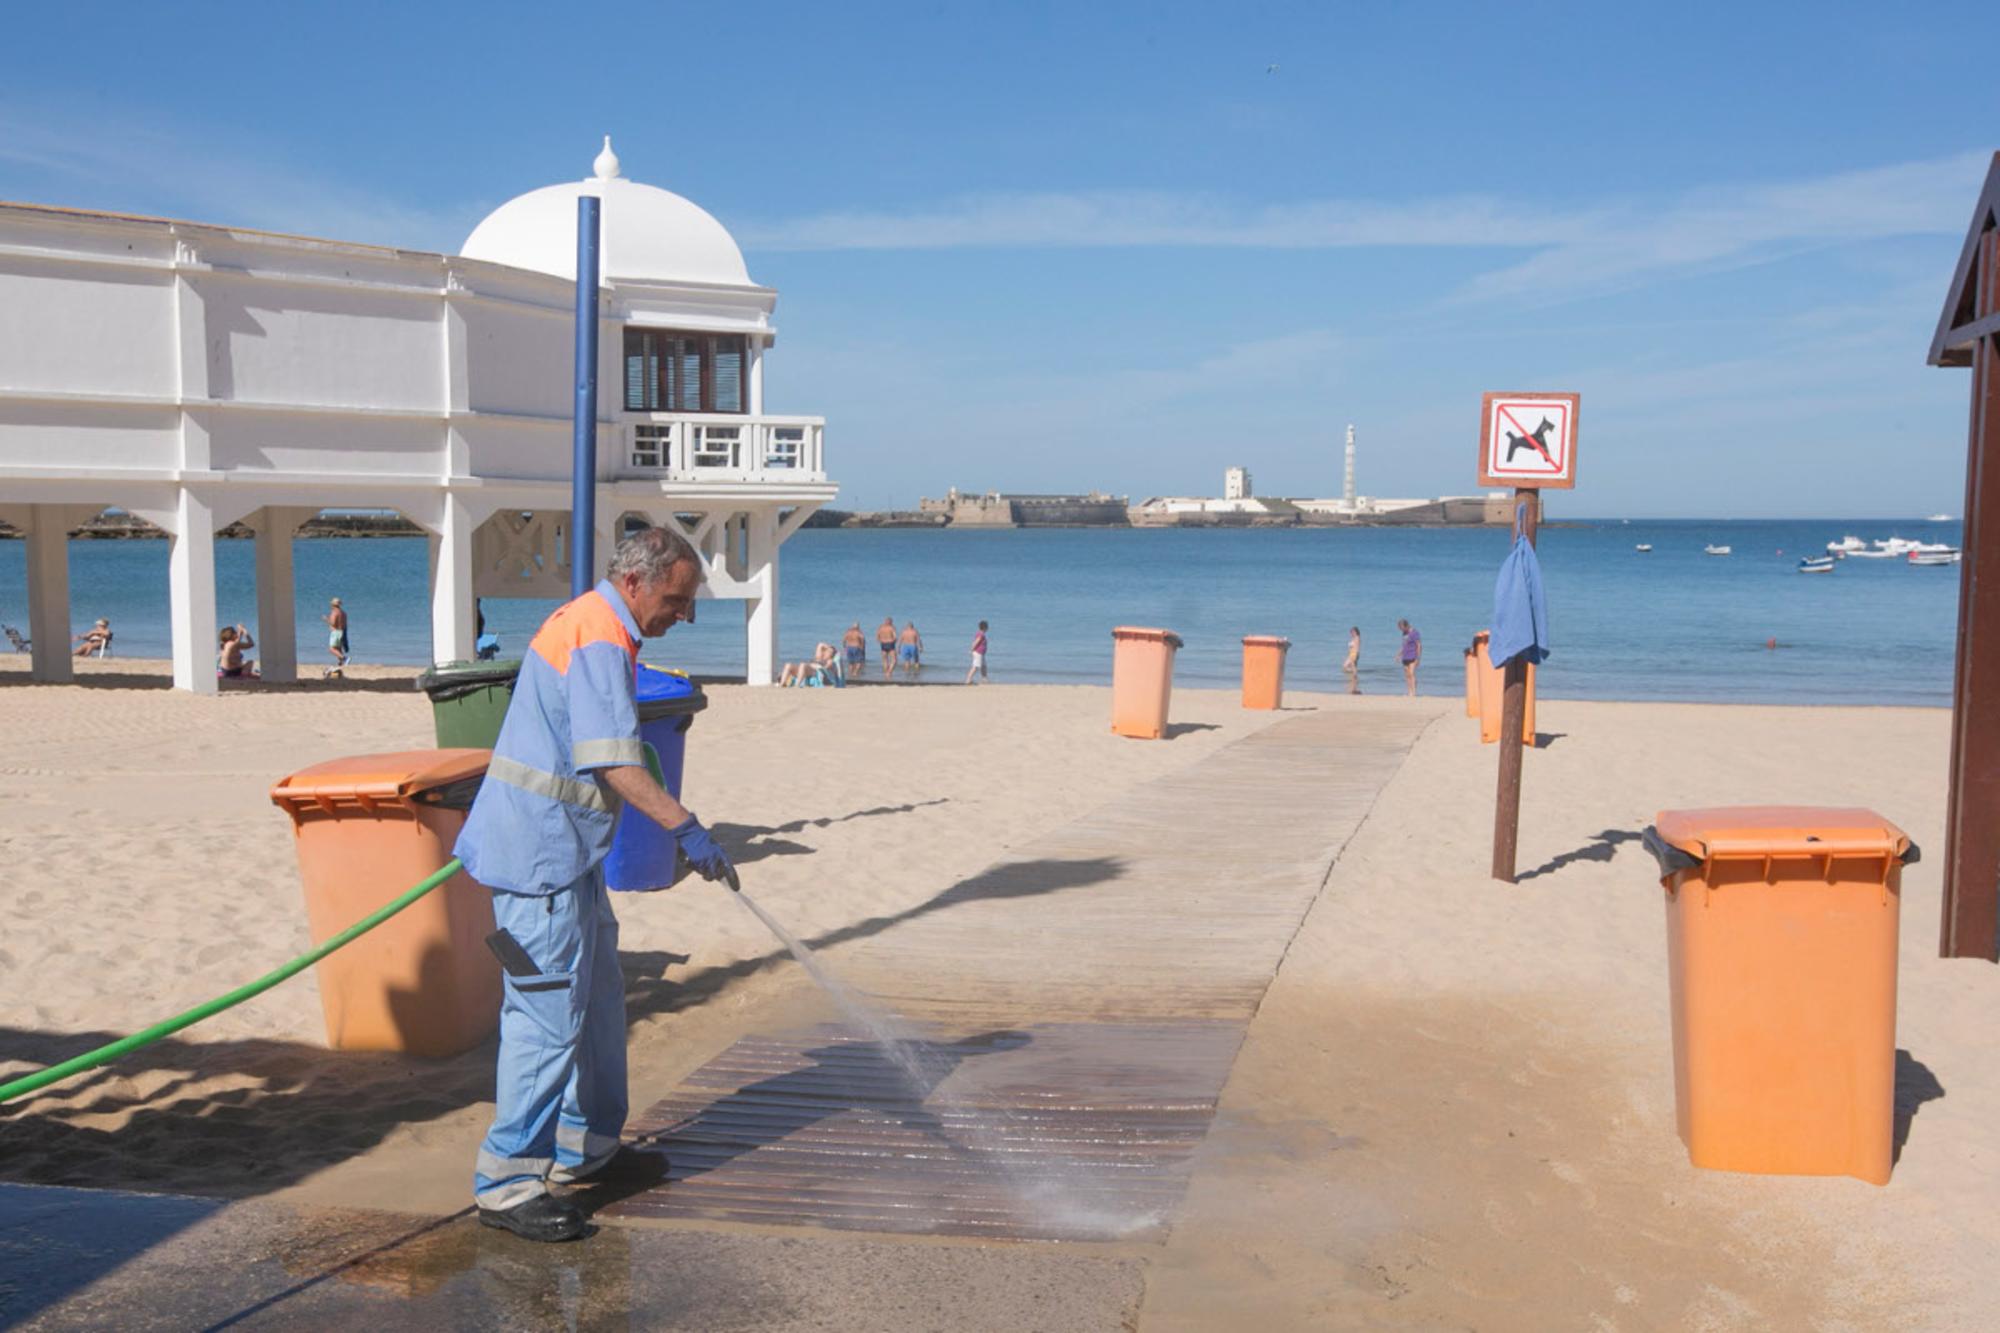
[671,815,736,885]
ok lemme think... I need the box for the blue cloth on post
[1489,533,1550,668]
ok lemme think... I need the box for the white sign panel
[1478,392,1579,489]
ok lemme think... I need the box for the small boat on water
[1703,544,1732,556]
[1845,546,1898,558]
[1798,556,1836,574]
[1909,549,1962,566]
[1634,543,1652,552]
[1928,513,1953,522]
[1827,536,1866,553]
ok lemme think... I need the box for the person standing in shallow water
[1397,618,1421,696]
[1343,626,1361,693]
[876,617,897,679]
[965,620,989,685]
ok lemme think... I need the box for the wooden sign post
[1478,392,1579,883]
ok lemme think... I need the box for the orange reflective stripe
[528,591,638,675]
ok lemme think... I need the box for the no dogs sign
[1478,392,1579,489]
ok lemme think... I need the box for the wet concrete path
[4,704,1440,1330]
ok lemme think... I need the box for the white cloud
[0,105,482,253]
[742,151,1991,307]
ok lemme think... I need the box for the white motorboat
[1827,536,1867,553]
[1928,513,1953,522]
[1635,543,1652,552]
[1872,536,1919,554]
[1909,549,1962,566]
[1703,544,1732,556]
[1798,556,1836,574]
[1844,546,1898,558]
[1912,541,1956,554]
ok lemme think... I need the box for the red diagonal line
[1497,404,1558,469]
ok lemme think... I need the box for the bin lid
[270,748,491,815]
[1653,806,1913,864]
[635,664,708,718]
[1242,635,1291,648]
[415,659,521,697]
[1112,626,1184,648]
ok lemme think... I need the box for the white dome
[460,138,752,287]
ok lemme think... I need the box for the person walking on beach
[842,623,866,678]
[897,621,924,678]
[1343,626,1361,694]
[1397,618,1422,696]
[322,598,349,677]
[876,617,897,679]
[965,620,989,685]
[456,527,735,1244]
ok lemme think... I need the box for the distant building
[919,488,1131,527]
[1224,467,1251,500]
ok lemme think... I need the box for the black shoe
[477,1193,588,1243]
[552,1145,670,1189]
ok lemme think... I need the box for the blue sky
[3,2,1996,516]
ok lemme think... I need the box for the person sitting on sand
[779,642,841,688]
[897,621,923,677]
[217,624,257,679]
[876,617,897,678]
[842,623,866,678]
[71,618,112,658]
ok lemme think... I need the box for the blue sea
[0,519,1965,706]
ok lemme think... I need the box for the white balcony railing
[622,414,825,482]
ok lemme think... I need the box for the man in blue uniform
[457,526,735,1243]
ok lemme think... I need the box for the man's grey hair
[607,525,703,585]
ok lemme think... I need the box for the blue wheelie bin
[605,665,708,891]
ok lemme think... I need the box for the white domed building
[0,139,833,691]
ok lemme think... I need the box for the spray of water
[729,886,1161,1238]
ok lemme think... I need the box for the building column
[25,506,75,684]
[167,489,218,695]
[429,493,479,665]
[252,507,307,684]
[743,509,777,686]
[748,339,766,415]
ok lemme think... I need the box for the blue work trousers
[472,866,629,1211]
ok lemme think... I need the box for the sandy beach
[3,656,1996,1328]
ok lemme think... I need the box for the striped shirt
[456,580,647,895]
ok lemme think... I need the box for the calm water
[0,519,1964,705]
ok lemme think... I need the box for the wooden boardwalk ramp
[607,707,1435,1241]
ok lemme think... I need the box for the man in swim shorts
[842,623,866,676]
[876,617,897,678]
[896,621,923,677]
[323,597,349,677]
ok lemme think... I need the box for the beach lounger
[3,625,27,653]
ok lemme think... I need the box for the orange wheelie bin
[1642,807,1915,1184]
[1476,633,1536,746]
[1240,635,1290,710]
[1111,626,1183,738]
[270,749,500,1057]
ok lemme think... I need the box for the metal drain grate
[604,1022,1241,1241]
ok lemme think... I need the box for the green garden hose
[0,858,465,1106]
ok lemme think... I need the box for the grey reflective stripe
[574,738,646,768]
[487,755,612,814]
[476,1149,554,1182]
[553,1124,623,1158]
[474,1177,548,1211]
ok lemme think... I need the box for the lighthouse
[1343,423,1357,510]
